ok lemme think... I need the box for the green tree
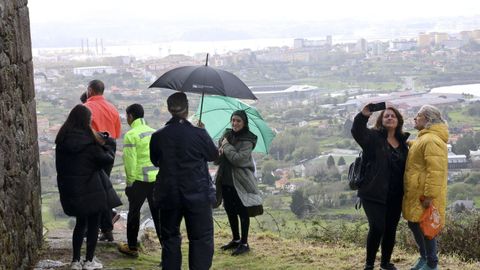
[453,134,476,156]
[262,160,278,175]
[337,156,346,166]
[474,132,480,148]
[465,173,480,185]
[290,189,307,218]
[326,155,335,168]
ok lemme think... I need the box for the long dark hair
[55,105,97,144]
[374,106,405,136]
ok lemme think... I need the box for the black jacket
[150,117,219,209]
[351,113,409,204]
[55,128,116,216]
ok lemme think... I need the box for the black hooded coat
[55,128,120,216]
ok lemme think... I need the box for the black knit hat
[231,110,248,128]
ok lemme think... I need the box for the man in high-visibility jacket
[118,104,160,257]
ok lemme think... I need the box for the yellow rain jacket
[123,118,158,186]
[402,123,449,227]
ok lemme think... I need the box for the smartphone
[368,102,386,112]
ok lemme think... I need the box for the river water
[430,84,480,97]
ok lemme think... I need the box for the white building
[73,66,118,76]
[469,149,480,161]
[388,40,417,51]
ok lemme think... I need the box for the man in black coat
[150,92,218,270]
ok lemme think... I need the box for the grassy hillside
[38,228,480,270]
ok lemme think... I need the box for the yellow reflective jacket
[402,123,449,226]
[123,118,158,186]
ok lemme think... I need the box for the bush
[393,212,480,262]
[438,212,480,261]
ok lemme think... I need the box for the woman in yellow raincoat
[403,105,448,270]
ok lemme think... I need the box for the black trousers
[160,206,213,270]
[362,197,402,266]
[99,209,114,233]
[222,185,250,244]
[73,212,101,261]
[126,181,161,247]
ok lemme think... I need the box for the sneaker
[410,257,427,270]
[83,258,103,270]
[98,231,114,242]
[381,263,398,270]
[231,243,250,256]
[118,242,139,257]
[220,240,240,251]
[70,260,82,270]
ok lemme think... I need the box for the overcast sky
[29,0,480,23]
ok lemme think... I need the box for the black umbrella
[149,54,257,120]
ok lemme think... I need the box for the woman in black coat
[351,105,409,270]
[55,104,117,269]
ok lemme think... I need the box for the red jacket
[85,95,121,139]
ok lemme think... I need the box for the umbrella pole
[199,92,205,122]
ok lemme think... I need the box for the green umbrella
[192,95,275,153]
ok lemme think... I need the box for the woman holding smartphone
[351,103,409,270]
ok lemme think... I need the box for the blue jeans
[408,222,438,268]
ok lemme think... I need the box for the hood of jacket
[225,128,257,145]
[418,123,449,143]
[57,128,95,153]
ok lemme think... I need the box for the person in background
[84,79,121,241]
[403,105,448,270]
[117,104,160,257]
[214,110,263,256]
[351,104,409,270]
[149,92,218,270]
[55,105,115,270]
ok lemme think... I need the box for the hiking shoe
[419,264,438,270]
[70,260,82,270]
[220,240,240,250]
[232,243,250,256]
[98,231,114,242]
[82,258,103,270]
[118,242,139,257]
[381,263,398,270]
[411,257,427,270]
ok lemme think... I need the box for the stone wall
[0,0,43,269]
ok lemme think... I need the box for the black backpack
[348,152,366,190]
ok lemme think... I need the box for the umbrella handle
[199,92,204,123]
